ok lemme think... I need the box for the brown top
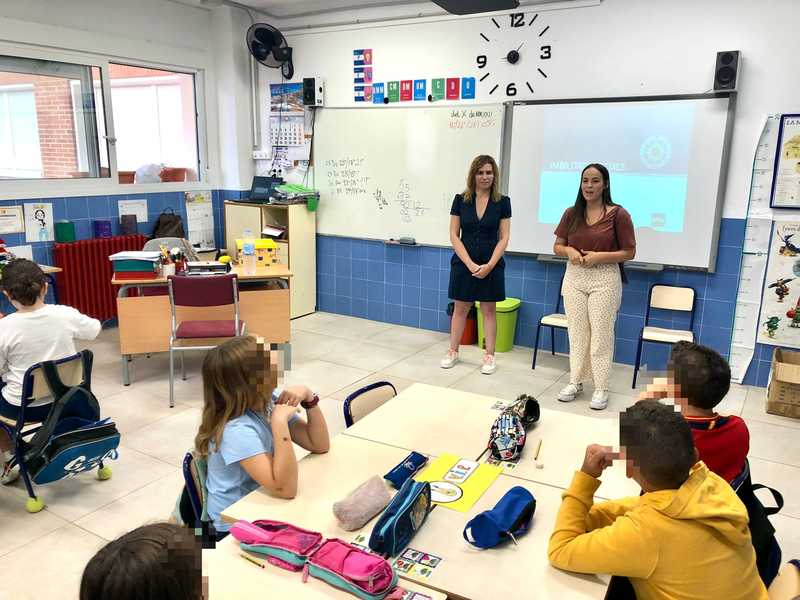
[554,205,636,253]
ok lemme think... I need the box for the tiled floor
[1,312,798,599]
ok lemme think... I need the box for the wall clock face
[476,12,553,97]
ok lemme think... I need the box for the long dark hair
[568,163,615,233]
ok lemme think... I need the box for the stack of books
[109,251,162,280]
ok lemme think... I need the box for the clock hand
[516,42,525,51]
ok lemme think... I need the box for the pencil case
[463,486,536,549]
[231,519,403,600]
[333,475,392,531]
[368,478,431,557]
[384,451,428,489]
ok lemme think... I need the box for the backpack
[368,479,432,557]
[732,459,784,586]
[488,412,527,462]
[151,208,185,239]
[23,357,120,485]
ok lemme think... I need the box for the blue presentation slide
[537,103,694,233]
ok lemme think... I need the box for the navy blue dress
[448,194,512,303]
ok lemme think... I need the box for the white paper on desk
[0,206,24,234]
[7,245,33,261]
[743,218,772,254]
[23,202,53,242]
[118,199,148,224]
[729,345,754,384]
[732,302,760,349]
[737,253,768,304]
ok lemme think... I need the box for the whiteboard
[505,96,733,269]
[313,105,504,246]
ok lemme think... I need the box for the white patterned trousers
[562,262,622,391]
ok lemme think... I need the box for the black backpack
[151,208,185,239]
[733,459,783,587]
[23,352,120,485]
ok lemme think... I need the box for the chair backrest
[646,284,696,330]
[344,381,397,427]
[182,451,209,523]
[143,237,200,262]
[168,273,238,308]
[769,560,800,600]
[21,352,86,406]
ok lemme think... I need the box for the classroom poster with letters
[771,114,800,208]
[757,221,800,348]
[184,191,215,250]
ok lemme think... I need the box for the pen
[240,552,265,569]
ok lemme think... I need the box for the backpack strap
[751,484,784,516]
[40,361,70,400]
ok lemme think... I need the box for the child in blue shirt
[195,336,330,533]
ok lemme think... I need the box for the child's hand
[638,378,675,402]
[276,386,312,407]
[581,444,618,479]
[272,403,299,423]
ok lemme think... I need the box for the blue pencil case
[383,451,428,490]
[369,479,431,557]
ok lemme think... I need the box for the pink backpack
[230,519,405,599]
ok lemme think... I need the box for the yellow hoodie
[548,462,768,600]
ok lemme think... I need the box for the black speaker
[713,51,740,91]
[302,77,324,107]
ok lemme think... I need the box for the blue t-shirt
[206,394,299,532]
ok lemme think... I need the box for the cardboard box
[766,399,800,419]
[766,348,800,410]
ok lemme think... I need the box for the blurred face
[581,167,606,203]
[475,163,494,192]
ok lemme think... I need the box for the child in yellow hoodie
[548,400,768,600]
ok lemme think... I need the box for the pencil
[534,439,542,460]
[240,552,265,569]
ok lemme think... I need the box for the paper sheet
[737,253,768,304]
[0,207,24,234]
[730,345,755,384]
[118,199,148,225]
[743,218,773,254]
[23,202,53,242]
[7,245,33,261]
[415,453,502,512]
[732,302,760,349]
[184,191,215,250]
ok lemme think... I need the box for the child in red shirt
[641,341,749,483]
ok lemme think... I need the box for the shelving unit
[224,201,316,318]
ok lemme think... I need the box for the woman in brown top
[553,163,636,410]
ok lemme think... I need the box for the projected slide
[537,103,694,233]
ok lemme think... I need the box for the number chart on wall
[313,105,504,246]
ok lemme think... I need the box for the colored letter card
[415,453,501,512]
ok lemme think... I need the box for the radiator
[54,234,148,321]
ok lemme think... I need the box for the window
[0,56,106,180]
[108,64,199,184]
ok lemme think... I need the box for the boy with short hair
[642,341,749,482]
[548,400,767,600]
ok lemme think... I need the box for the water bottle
[242,229,257,275]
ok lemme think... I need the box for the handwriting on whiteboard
[397,178,428,223]
[449,109,496,130]
[325,158,369,196]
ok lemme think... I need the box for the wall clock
[476,12,553,97]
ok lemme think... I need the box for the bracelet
[301,393,320,410]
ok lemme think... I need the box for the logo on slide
[640,135,671,169]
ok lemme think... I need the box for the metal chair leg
[550,326,556,356]
[181,352,186,381]
[169,346,175,408]
[633,336,644,389]
[532,322,542,369]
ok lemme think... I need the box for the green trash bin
[476,297,521,352]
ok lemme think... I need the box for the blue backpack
[23,360,120,485]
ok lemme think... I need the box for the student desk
[205,534,447,599]
[112,264,291,385]
[40,265,62,304]
[341,383,639,499]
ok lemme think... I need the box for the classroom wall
[251,0,800,386]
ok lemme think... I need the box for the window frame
[0,41,211,200]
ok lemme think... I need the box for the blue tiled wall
[316,217,770,387]
[0,189,245,313]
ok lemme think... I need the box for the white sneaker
[558,382,583,402]
[1,453,19,485]
[440,350,459,369]
[590,390,609,410]
[481,354,496,375]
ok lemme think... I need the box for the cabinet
[224,201,316,318]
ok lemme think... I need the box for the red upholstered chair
[167,274,245,407]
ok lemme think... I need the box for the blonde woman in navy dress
[441,155,511,375]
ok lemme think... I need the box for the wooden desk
[400,475,608,600]
[342,383,639,499]
[205,534,447,600]
[113,264,291,385]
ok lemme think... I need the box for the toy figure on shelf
[778,232,800,256]
[787,298,800,328]
[763,316,780,338]
[0,238,15,271]
[769,277,794,302]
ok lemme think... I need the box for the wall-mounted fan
[246,23,294,79]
